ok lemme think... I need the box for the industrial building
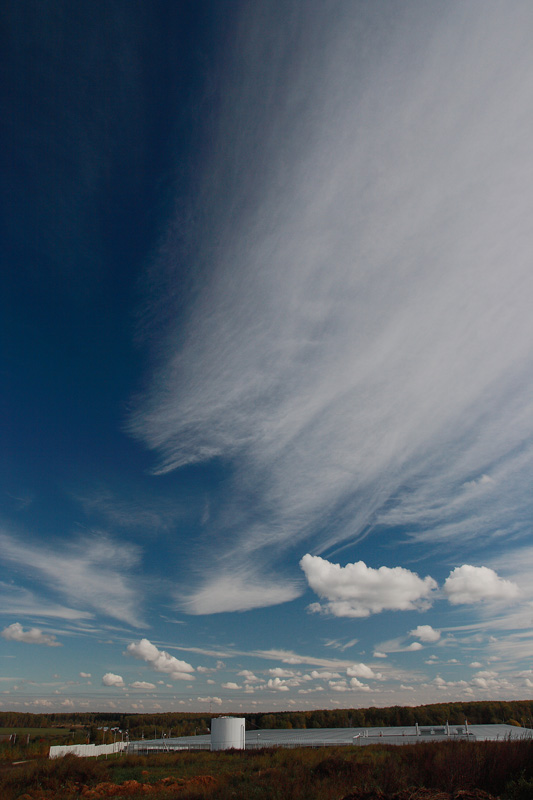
[124,719,533,754]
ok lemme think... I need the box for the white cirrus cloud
[444,565,519,605]
[0,581,93,621]
[183,572,301,615]
[409,625,441,643]
[1,622,61,647]
[130,1,533,609]
[126,638,195,680]
[102,672,124,687]
[300,554,437,617]
[0,531,143,626]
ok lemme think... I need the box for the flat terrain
[1,739,532,800]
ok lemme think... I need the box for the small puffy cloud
[462,474,494,490]
[406,642,423,651]
[268,667,296,678]
[444,565,519,605]
[102,673,125,687]
[238,670,260,683]
[373,651,387,658]
[346,663,380,679]
[329,680,349,692]
[197,696,222,705]
[1,623,61,647]
[222,682,240,689]
[127,638,194,681]
[300,555,437,617]
[267,677,290,691]
[349,677,371,691]
[79,672,92,678]
[470,662,483,668]
[310,670,341,680]
[130,681,156,690]
[409,625,441,643]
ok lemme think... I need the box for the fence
[49,742,127,759]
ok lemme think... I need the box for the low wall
[49,742,127,759]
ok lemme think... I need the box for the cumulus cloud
[130,681,156,690]
[267,677,290,691]
[129,1,533,610]
[310,670,341,680]
[127,638,195,680]
[346,663,381,679]
[197,696,222,705]
[269,667,296,678]
[301,555,437,617]
[462,475,494,490]
[79,672,92,678]
[444,565,519,605]
[349,677,371,691]
[102,672,124,687]
[238,670,260,683]
[409,625,441,643]
[222,682,240,690]
[1,622,61,647]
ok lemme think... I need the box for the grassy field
[1,738,533,799]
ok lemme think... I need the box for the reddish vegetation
[2,739,533,800]
[10,774,218,799]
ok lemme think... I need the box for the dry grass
[1,738,532,800]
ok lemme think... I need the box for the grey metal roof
[129,723,533,752]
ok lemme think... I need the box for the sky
[2,0,533,715]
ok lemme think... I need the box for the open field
[2,739,533,800]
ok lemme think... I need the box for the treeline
[246,699,533,730]
[1,700,533,738]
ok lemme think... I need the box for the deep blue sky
[2,1,533,713]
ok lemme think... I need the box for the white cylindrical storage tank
[210,716,245,750]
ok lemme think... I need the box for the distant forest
[1,700,533,740]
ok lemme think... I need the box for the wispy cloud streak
[131,1,533,609]
[0,531,144,626]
